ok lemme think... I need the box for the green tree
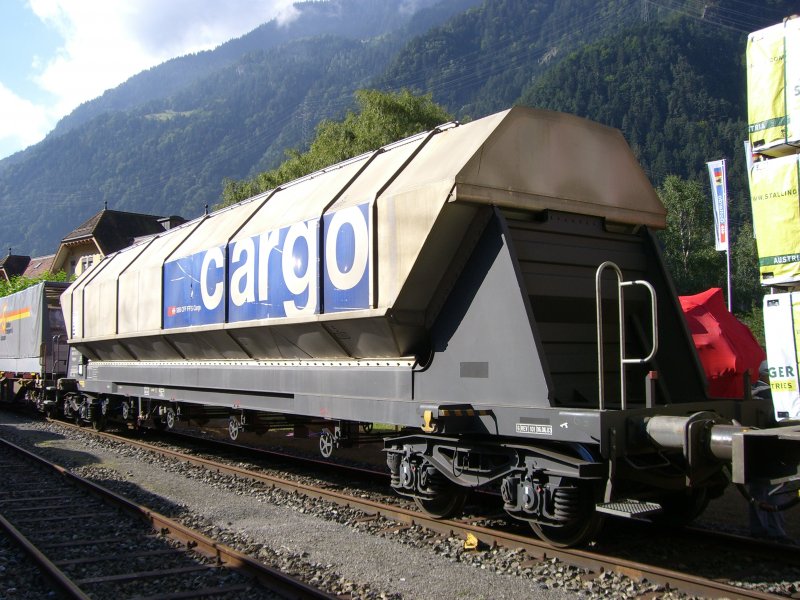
[0,270,71,298]
[220,89,452,206]
[731,220,762,313]
[656,175,725,294]
[731,220,765,344]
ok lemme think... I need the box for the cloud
[0,82,53,157]
[127,1,301,54]
[398,0,436,16]
[30,0,299,107]
[0,0,299,159]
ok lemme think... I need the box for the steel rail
[0,436,337,600]
[50,421,787,600]
[0,511,91,600]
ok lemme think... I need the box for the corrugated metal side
[83,242,150,338]
[117,219,203,334]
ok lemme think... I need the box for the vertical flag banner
[707,159,729,251]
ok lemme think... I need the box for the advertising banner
[707,159,729,251]
[747,19,800,156]
[763,292,800,420]
[162,203,372,329]
[749,154,800,285]
[322,204,371,312]
[786,18,800,142]
[227,219,320,322]
[163,246,227,328]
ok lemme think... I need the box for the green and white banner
[750,154,800,285]
[747,18,800,156]
[763,292,800,420]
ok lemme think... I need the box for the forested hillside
[375,0,651,116]
[520,18,750,229]
[0,0,480,255]
[51,0,472,137]
[0,0,798,257]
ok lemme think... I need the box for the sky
[0,0,300,161]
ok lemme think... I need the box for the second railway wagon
[61,107,800,546]
[0,281,69,412]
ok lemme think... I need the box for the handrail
[595,261,658,410]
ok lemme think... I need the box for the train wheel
[164,407,176,430]
[530,510,603,548]
[530,480,604,547]
[228,416,241,441]
[319,429,334,458]
[121,401,131,421]
[414,487,468,519]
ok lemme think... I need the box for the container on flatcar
[0,281,70,412]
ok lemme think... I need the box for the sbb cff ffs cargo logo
[163,204,371,328]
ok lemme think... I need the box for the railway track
[0,435,336,599]
[25,415,800,599]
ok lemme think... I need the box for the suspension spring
[553,486,581,520]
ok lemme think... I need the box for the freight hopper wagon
[62,108,800,546]
[0,281,70,413]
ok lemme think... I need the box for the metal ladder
[595,261,658,410]
[594,261,665,518]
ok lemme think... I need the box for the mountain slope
[50,0,470,138]
[519,18,749,218]
[0,0,479,256]
[1,0,800,256]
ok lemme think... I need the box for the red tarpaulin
[679,288,766,398]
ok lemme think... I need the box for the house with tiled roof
[0,252,57,281]
[0,253,32,281]
[51,209,185,277]
[0,209,186,282]
[22,254,56,279]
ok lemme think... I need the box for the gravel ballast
[0,413,724,599]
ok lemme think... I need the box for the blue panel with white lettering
[323,204,371,312]
[161,208,374,329]
[227,219,319,322]
[163,246,226,328]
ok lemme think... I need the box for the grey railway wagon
[0,281,69,407]
[62,107,800,546]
